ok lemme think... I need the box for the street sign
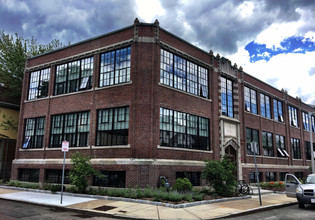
[62,141,69,152]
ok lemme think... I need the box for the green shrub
[167,191,184,202]
[69,152,102,193]
[68,186,78,193]
[202,156,236,196]
[183,193,193,202]
[192,193,204,201]
[7,180,39,189]
[7,180,20,187]
[172,178,192,193]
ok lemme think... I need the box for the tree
[202,156,237,196]
[69,152,101,193]
[0,30,66,98]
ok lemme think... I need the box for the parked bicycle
[235,180,253,195]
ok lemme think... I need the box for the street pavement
[0,185,297,220]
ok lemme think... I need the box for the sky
[1,0,314,105]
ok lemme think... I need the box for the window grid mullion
[36,71,41,98]
[75,113,78,147]
[111,109,115,146]
[33,118,38,148]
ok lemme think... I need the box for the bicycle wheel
[240,185,249,195]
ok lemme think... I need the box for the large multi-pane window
[288,106,298,127]
[312,115,315,132]
[302,112,309,131]
[18,168,39,182]
[276,134,288,157]
[305,141,311,160]
[22,117,45,149]
[221,77,234,117]
[262,131,273,157]
[273,99,284,122]
[55,57,93,95]
[160,49,209,98]
[45,169,70,184]
[260,94,271,119]
[244,86,257,114]
[291,138,301,159]
[28,68,50,100]
[249,172,262,183]
[50,112,90,148]
[96,107,129,146]
[93,171,126,188]
[265,172,275,182]
[246,128,259,155]
[160,108,210,151]
[99,47,131,87]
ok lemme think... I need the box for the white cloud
[136,0,165,22]
[237,1,254,18]
[2,0,30,14]
[255,21,302,49]
[229,49,315,104]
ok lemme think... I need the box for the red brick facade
[11,19,315,187]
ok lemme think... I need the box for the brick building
[11,19,315,187]
[0,86,19,180]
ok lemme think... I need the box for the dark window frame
[160,49,209,99]
[265,172,275,182]
[246,128,260,155]
[22,117,45,149]
[276,134,288,157]
[50,111,90,148]
[288,106,298,127]
[249,172,262,183]
[291,138,301,159]
[96,106,129,146]
[28,68,50,100]
[54,57,93,95]
[45,169,70,184]
[160,107,210,151]
[260,93,271,119]
[262,131,274,157]
[221,76,234,118]
[305,141,311,160]
[93,170,126,188]
[18,168,39,182]
[244,86,257,114]
[302,112,310,131]
[273,99,284,122]
[99,47,131,87]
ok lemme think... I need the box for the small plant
[172,178,193,193]
[7,180,40,189]
[69,152,102,193]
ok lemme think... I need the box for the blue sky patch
[245,36,315,63]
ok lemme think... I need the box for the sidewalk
[0,185,297,220]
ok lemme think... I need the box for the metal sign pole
[252,142,262,206]
[60,151,65,204]
[60,140,69,204]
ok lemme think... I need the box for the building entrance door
[225,145,237,177]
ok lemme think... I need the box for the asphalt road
[223,203,315,220]
[0,199,124,220]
